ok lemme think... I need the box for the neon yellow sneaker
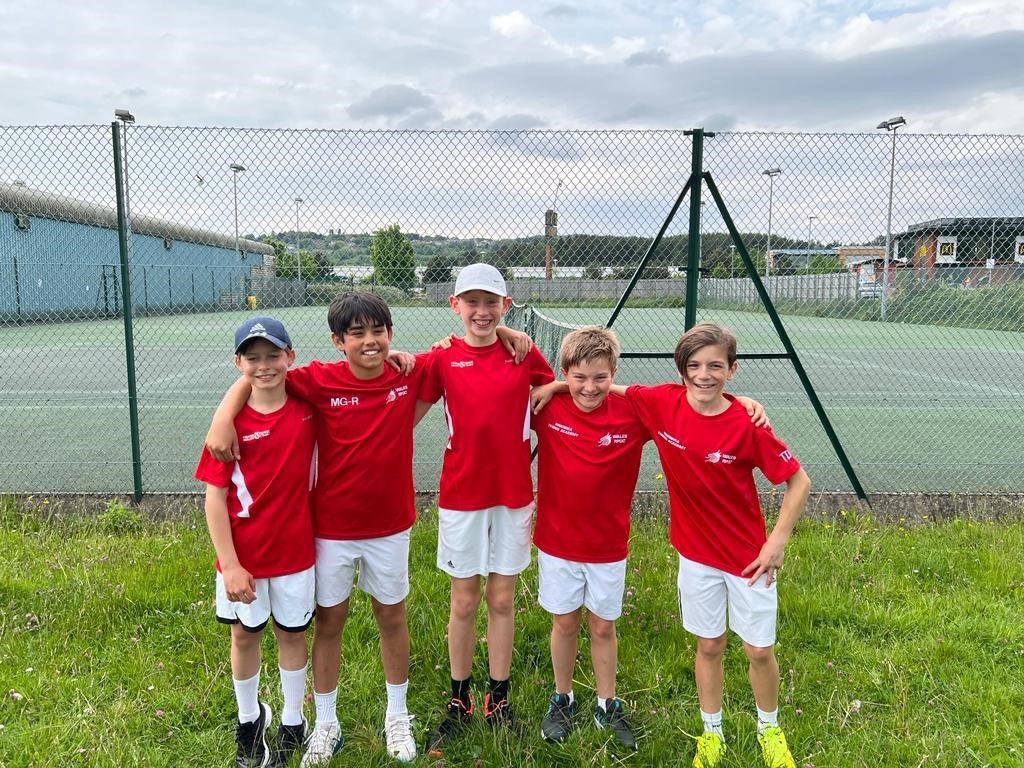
[692,732,727,768]
[757,726,796,768]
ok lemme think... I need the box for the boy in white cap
[421,263,555,754]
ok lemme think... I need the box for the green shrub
[99,498,143,535]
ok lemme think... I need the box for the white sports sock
[700,709,725,739]
[756,706,779,733]
[314,688,338,727]
[234,671,261,724]
[596,696,607,712]
[279,665,307,727]
[386,680,409,717]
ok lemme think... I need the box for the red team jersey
[626,385,801,576]
[421,338,554,511]
[194,398,317,578]
[533,392,651,563]
[285,355,428,540]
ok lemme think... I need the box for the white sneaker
[300,722,343,767]
[383,713,417,763]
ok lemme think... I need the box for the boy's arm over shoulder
[530,379,568,414]
[203,483,256,604]
[526,345,555,385]
[205,379,251,461]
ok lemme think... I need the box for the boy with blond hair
[623,323,810,768]
[532,326,647,749]
[195,316,317,768]
[421,263,555,754]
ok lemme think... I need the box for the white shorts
[437,503,534,578]
[215,566,315,632]
[676,554,777,647]
[314,528,411,608]
[537,550,627,621]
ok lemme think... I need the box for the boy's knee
[372,600,407,633]
[587,615,616,643]
[313,603,347,638]
[450,588,481,621]
[231,625,263,649]
[486,591,514,618]
[696,634,728,659]
[552,612,582,637]
[743,642,776,666]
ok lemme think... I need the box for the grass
[1,497,1023,767]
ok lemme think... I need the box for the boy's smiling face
[564,357,614,413]
[332,316,392,379]
[234,338,294,390]
[682,342,736,411]
[449,289,512,346]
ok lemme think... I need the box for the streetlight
[762,168,782,279]
[115,109,136,229]
[294,197,304,286]
[229,164,246,260]
[807,215,818,269]
[877,115,906,320]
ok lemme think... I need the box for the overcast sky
[3,0,1024,132]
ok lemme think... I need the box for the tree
[422,254,457,284]
[274,248,319,280]
[370,224,416,292]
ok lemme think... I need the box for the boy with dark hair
[422,263,555,754]
[206,292,530,765]
[195,316,317,768]
[206,293,425,764]
[624,323,810,768]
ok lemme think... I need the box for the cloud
[625,49,670,67]
[346,84,434,119]
[544,4,584,19]
[488,113,548,130]
[490,10,536,38]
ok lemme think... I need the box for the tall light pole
[807,215,818,269]
[229,164,246,260]
[877,115,906,320]
[762,168,781,279]
[115,109,136,230]
[294,197,304,286]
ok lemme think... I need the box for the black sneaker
[235,702,273,768]
[594,698,637,750]
[270,719,305,767]
[426,696,473,756]
[540,692,575,743]
[483,693,523,736]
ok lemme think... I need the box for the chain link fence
[1,125,1022,496]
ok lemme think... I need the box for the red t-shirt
[285,356,427,540]
[533,392,650,563]
[420,338,554,510]
[194,398,317,578]
[625,384,801,576]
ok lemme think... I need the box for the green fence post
[112,122,144,502]
[684,128,711,330]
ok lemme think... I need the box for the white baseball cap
[454,262,508,297]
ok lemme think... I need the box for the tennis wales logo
[705,450,736,464]
[386,389,397,404]
[598,433,613,447]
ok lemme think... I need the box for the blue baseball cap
[234,316,293,354]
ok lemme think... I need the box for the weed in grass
[98,498,143,535]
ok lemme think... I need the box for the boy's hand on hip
[741,537,786,587]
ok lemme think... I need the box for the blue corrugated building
[0,181,273,321]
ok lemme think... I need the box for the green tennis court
[2,305,1021,495]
